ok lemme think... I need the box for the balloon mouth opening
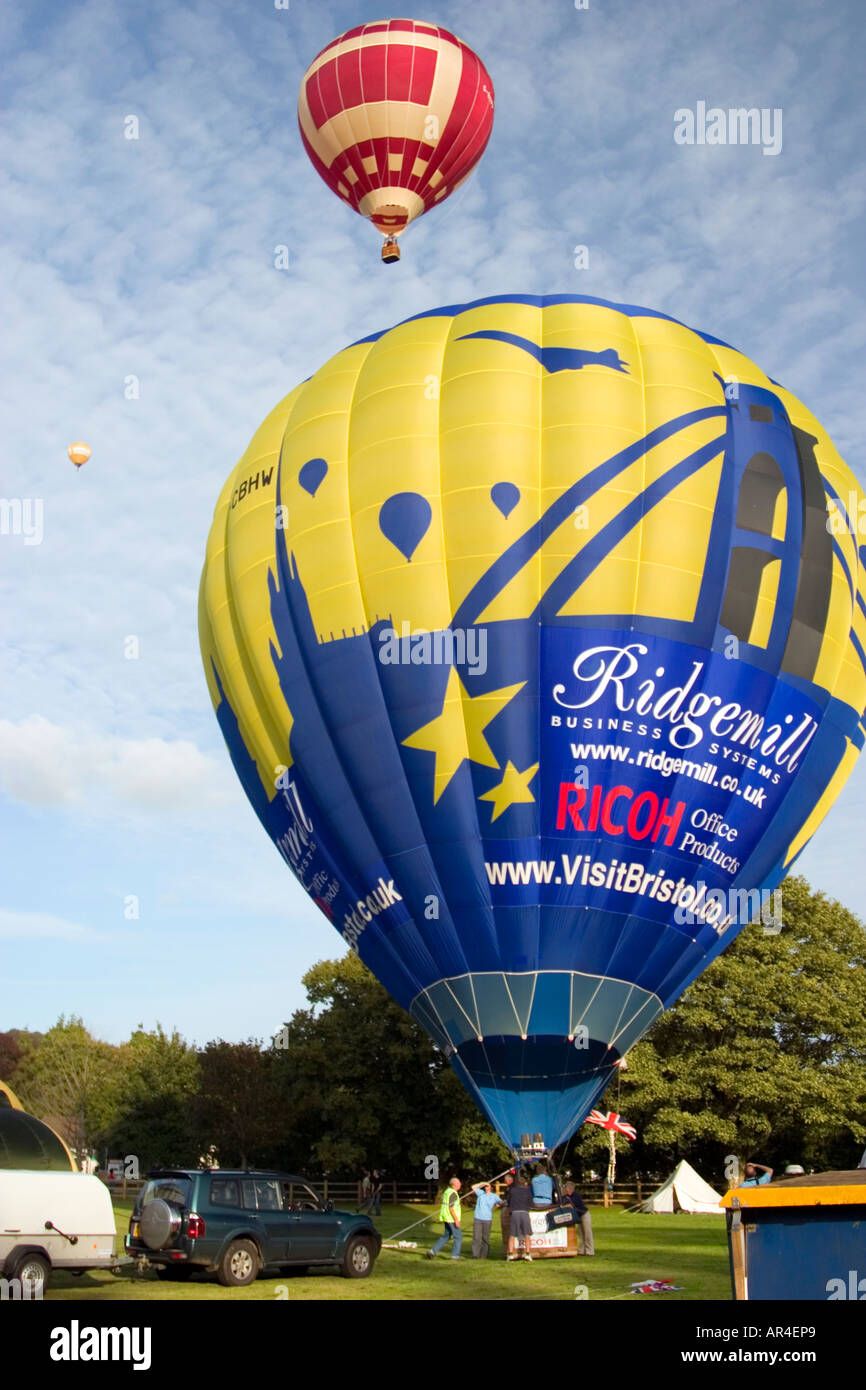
[370,204,409,233]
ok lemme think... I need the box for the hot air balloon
[297,19,494,264]
[199,294,866,1155]
[67,442,91,469]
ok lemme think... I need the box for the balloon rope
[385,1163,517,1243]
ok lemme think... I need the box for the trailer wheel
[13,1252,50,1293]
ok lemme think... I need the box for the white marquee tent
[637,1159,724,1214]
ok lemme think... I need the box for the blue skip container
[723,1170,866,1301]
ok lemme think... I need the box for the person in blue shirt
[740,1161,773,1187]
[530,1161,555,1207]
[471,1182,503,1258]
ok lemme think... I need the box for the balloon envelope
[67,442,91,467]
[297,18,494,247]
[200,295,866,1150]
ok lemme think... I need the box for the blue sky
[1,0,864,1045]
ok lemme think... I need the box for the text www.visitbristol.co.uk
[484,853,736,934]
[486,854,701,902]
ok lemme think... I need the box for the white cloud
[0,715,235,814]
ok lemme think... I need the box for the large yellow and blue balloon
[199,295,866,1150]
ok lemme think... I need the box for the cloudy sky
[2,0,864,1046]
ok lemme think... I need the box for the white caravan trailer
[0,1169,123,1291]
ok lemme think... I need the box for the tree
[0,1029,44,1085]
[271,953,506,1176]
[584,876,866,1184]
[12,1017,117,1154]
[106,1025,200,1171]
[194,1040,281,1169]
[0,1032,22,1082]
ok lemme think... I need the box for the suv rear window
[137,1177,192,1211]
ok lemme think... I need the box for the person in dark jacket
[369,1170,383,1215]
[563,1180,594,1255]
[507,1174,534,1261]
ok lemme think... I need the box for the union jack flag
[585,1110,637,1140]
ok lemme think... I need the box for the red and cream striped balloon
[298,18,494,255]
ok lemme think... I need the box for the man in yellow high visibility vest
[427,1177,463,1259]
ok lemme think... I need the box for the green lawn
[42,1200,731,1302]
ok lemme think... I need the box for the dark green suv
[125,1170,381,1285]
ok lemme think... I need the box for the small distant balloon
[68,442,91,469]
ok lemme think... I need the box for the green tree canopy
[12,1016,117,1154]
[195,1039,281,1169]
[0,1031,23,1082]
[105,1025,200,1171]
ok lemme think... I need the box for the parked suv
[125,1170,381,1285]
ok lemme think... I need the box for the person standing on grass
[428,1177,463,1259]
[470,1181,503,1258]
[563,1180,594,1255]
[357,1169,372,1212]
[500,1172,514,1257]
[507,1173,534,1261]
[369,1169,383,1215]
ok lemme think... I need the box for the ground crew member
[428,1177,463,1259]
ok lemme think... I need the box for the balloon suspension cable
[383,1162,520,1245]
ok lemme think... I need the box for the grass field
[42,1199,732,1302]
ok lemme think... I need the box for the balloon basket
[381,239,401,264]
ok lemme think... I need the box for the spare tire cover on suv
[141,1197,182,1251]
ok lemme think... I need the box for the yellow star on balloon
[402,668,525,803]
[479,761,539,821]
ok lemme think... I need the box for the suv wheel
[217,1240,260,1287]
[340,1235,375,1279]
